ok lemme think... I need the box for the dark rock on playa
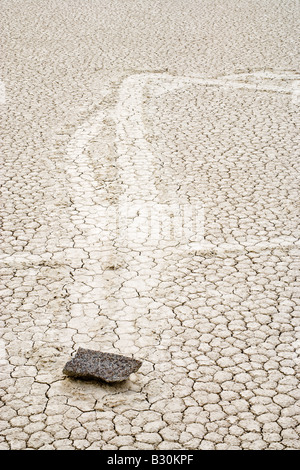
[63,347,142,383]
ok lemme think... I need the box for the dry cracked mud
[0,0,299,450]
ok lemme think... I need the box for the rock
[63,348,142,383]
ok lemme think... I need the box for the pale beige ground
[0,0,299,450]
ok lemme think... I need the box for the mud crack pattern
[0,0,299,450]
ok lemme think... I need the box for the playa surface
[0,0,299,450]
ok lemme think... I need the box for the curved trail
[0,0,299,449]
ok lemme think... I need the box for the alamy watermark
[104,199,205,244]
[0,79,6,104]
[291,80,300,105]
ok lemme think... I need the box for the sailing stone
[63,348,142,383]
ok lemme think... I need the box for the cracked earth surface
[0,0,300,450]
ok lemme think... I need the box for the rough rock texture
[63,348,142,382]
